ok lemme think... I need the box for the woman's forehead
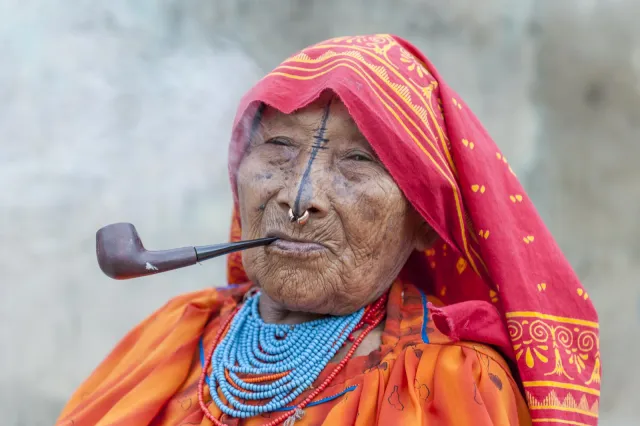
[261,98,363,139]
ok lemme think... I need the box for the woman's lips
[265,232,326,255]
[270,239,325,253]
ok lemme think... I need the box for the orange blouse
[56,281,531,425]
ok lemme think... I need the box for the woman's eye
[347,152,372,162]
[265,137,291,146]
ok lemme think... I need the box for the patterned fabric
[55,34,598,426]
[56,281,531,425]
[227,34,600,425]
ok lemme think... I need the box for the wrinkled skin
[236,94,434,321]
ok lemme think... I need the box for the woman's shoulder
[54,284,252,426]
[392,340,531,425]
[319,337,530,425]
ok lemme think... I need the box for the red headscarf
[226,34,600,425]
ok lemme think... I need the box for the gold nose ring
[288,208,310,225]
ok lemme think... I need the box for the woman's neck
[258,291,325,324]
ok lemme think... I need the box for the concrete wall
[0,1,636,424]
[530,2,640,422]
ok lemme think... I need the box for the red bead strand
[198,306,239,420]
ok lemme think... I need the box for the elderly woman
[57,35,600,426]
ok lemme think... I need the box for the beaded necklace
[198,290,388,426]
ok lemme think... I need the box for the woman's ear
[415,222,438,252]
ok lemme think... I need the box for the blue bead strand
[208,291,363,418]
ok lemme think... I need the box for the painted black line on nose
[292,100,332,218]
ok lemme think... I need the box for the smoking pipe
[96,222,276,280]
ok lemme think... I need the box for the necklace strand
[210,295,364,414]
[198,293,387,426]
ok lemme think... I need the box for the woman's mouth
[272,239,325,252]
[265,232,326,256]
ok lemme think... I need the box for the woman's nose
[276,173,330,222]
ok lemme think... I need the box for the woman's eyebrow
[263,111,323,136]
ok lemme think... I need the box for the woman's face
[236,96,433,315]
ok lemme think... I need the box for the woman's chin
[261,284,331,314]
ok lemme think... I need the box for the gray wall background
[1,1,637,424]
